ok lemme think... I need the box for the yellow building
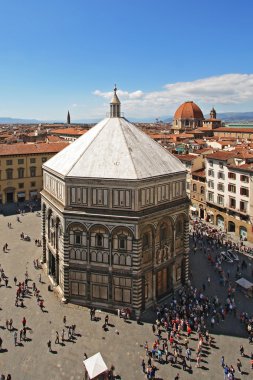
[0,142,68,207]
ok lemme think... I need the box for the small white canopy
[236,277,253,290]
[190,206,197,211]
[83,352,108,379]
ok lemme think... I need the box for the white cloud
[93,74,253,118]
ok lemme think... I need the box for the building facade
[0,142,68,207]
[205,152,253,241]
[41,89,189,316]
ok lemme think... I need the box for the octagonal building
[41,88,189,316]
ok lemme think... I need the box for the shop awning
[236,277,253,290]
[17,192,25,197]
[30,191,37,196]
[190,206,197,212]
[207,211,214,215]
[83,352,108,379]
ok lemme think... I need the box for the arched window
[96,233,103,247]
[142,233,150,250]
[118,235,127,250]
[176,219,183,235]
[200,186,204,194]
[192,184,197,192]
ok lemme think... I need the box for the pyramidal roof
[44,89,186,180]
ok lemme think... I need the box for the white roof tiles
[44,117,186,180]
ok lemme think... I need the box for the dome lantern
[110,84,121,118]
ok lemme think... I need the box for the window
[30,158,36,163]
[240,187,249,197]
[219,162,223,169]
[6,169,13,179]
[96,233,103,247]
[113,277,132,303]
[229,197,236,209]
[118,236,127,250]
[240,201,248,213]
[192,184,197,192]
[186,182,190,190]
[142,233,150,250]
[208,180,214,189]
[208,169,214,177]
[74,232,82,245]
[6,160,12,165]
[30,166,36,177]
[218,171,224,180]
[18,183,24,189]
[240,175,249,183]
[18,167,25,178]
[217,183,224,192]
[217,194,224,206]
[18,159,24,164]
[42,157,47,163]
[228,172,236,180]
[209,161,213,167]
[228,184,236,193]
[208,192,214,202]
[200,186,205,194]
[31,181,36,187]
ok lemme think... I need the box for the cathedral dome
[174,101,204,120]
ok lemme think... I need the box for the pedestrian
[105,315,109,326]
[9,319,13,331]
[182,357,187,371]
[14,277,17,286]
[237,358,242,374]
[83,353,88,360]
[14,331,17,346]
[0,336,2,349]
[61,329,65,343]
[174,373,180,380]
[240,344,244,357]
[5,278,8,287]
[47,340,52,352]
[39,274,41,283]
[63,316,67,326]
[23,327,26,340]
[224,365,229,379]
[141,359,146,373]
[19,329,23,341]
[22,317,26,327]
[221,355,225,367]
[5,320,9,331]
[207,276,211,286]
[6,375,11,380]
[55,331,59,344]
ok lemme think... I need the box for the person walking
[22,317,26,328]
[237,358,242,374]
[61,329,65,343]
[14,277,17,286]
[14,331,17,346]
[240,345,244,357]
[63,316,66,326]
[221,355,225,368]
[9,319,13,331]
[47,340,52,352]
[0,336,2,350]
[105,315,109,326]
[55,331,59,344]
[141,359,146,373]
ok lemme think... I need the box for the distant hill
[214,112,253,122]
[0,117,42,124]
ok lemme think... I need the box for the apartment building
[0,142,68,207]
[205,151,253,242]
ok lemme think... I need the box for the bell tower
[110,85,121,117]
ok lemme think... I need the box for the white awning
[190,206,197,211]
[83,352,108,379]
[17,192,25,197]
[30,191,37,196]
[236,277,253,290]
[207,211,214,215]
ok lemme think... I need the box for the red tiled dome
[174,101,204,120]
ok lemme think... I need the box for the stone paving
[0,212,252,379]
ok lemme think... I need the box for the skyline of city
[0,0,252,120]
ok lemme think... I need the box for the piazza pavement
[0,212,252,379]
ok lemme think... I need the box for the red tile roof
[0,142,69,156]
[52,128,87,136]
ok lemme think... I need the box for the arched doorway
[240,226,247,241]
[228,221,235,233]
[216,214,224,229]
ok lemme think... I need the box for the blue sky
[0,0,252,121]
